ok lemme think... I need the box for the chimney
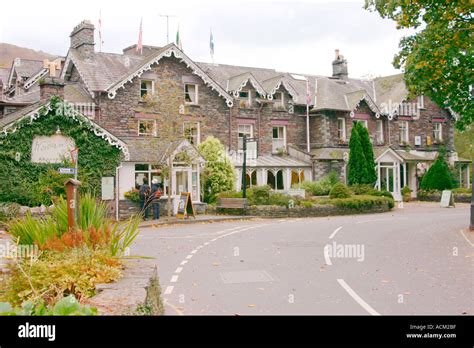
[332,49,348,79]
[70,20,95,59]
[39,77,64,101]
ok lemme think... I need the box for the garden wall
[210,201,391,218]
[417,193,471,203]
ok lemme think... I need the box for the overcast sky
[0,0,411,78]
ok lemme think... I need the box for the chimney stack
[70,20,95,59]
[332,49,348,80]
[39,77,64,101]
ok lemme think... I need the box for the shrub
[402,186,412,202]
[0,247,122,306]
[329,183,352,199]
[124,189,140,202]
[348,122,369,185]
[452,187,471,194]
[420,150,455,191]
[357,124,377,184]
[349,184,374,195]
[247,185,272,205]
[268,193,292,206]
[217,191,243,199]
[325,195,393,211]
[299,201,314,208]
[300,181,332,196]
[0,295,97,316]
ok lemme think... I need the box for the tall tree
[420,148,455,191]
[364,0,473,130]
[348,122,369,185]
[357,123,377,184]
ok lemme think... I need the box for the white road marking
[460,230,474,247]
[163,299,184,315]
[204,242,210,246]
[323,245,332,266]
[196,245,203,249]
[329,226,343,239]
[356,217,410,224]
[170,275,179,283]
[175,267,183,274]
[210,238,217,242]
[191,250,197,254]
[185,254,193,260]
[164,286,174,295]
[337,279,380,316]
[180,260,188,266]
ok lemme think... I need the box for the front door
[379,162,401,201]
[175,170,189,195]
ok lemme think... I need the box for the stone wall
[214,201,390,217]
[313,160,345,181]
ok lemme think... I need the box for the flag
[306,78,311,106]
[210,29,214,59]
[98,11,104,52]
[136,18,143,54]
[176,25,182,50]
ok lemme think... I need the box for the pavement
[138,214,254,228]
[129,202,473,315]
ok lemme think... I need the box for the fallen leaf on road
[193,282,198,287]
[212,262,220,266]
[381,280,391,283]
[257,288,264,291]
[404,292,411,295]
[248,304,256,308]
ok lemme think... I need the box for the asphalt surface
[131,202,473,315]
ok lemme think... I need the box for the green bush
[0,295,97,316]
[124,189,140,202]
[348,122,369,185]
[452,187,471,194]
[268,193,292,206]
[349,184,374,195]
[299,201,314,208]
[217,191,243,199]
[325,195,393,211]
[420,150,455,191]
[300,181,332,196]
[329,183,352,199]
[247,185,272,205]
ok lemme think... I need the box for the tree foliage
[348,123,369,185]
[357,123,377,184]
[198,136,235,203]
[365,0,473,130]
[420,149,455,191]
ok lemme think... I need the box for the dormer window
[273,92,285,109]
[140,80,154,100]
[184,84,198,104]
[239,90,251,108]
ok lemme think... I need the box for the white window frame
[272,126,286,153]
[376,120,384,144]
[433,123,443,142]
[238,90,251,108]
[140,79,154,100]
[138,120,157,136]
[399,121,409,143]
[273,92,285,109]
[183,121,200,145]
[238,124,253,150]
[337,117,346,141]
[418,95,425,109]
[134,164,161,190]
[184,83,199,105]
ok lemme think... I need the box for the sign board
[31,135,75,163]
[101,177,115,200]
[440,190,455,208]
[286,189,306,197]
[176,192,196,219]
[58,167,76,175]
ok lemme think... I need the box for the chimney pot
[70,20,95,59]
[332,49,348,80]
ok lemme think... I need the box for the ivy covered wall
[0,98,122,206]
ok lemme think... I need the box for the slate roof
[11,59,44,80]
[232,154,311,167]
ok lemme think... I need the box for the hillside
[0,43,56,68]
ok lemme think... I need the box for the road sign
[58,167,76,175]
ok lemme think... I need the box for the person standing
[139,177,151,220]
[150,179,162,220]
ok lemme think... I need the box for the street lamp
[241,135,257,199]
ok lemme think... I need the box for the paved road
[130,203,473,315]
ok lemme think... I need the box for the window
[272,126,286,153]
[184,122,200,145]
[267,170,284,190]
[399,121,409,144]
[433,123,443,142]
[184,84,198,104]
[134,164,162,190]
[418,95,425,109]
[273,92,285,109]
[376,120,384,144]
[245,171,258,188]
[291,169,305,188]
[238,90,251,108]
[337,118,346,141]
[140,80,154,100]
[238,124,253,150]
[138,120,156,136]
